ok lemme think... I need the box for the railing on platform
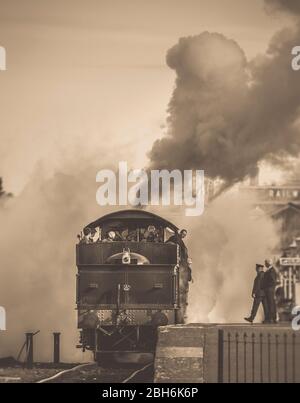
[217,328,300,383]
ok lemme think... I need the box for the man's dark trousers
[265,287,277,322]
[250,296,269,321]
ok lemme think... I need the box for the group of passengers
[78,225,187,248]
[79,225,165,243]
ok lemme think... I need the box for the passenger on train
[103,230,117,242]
[80,227,92,244]
[120,229,127,240]
[141,225,162,242]
[167,229,192,281]
[121,228,137,241]
[167,229,188,259]
[89,228,99,243]
[144,225,156,242]
[127,229,137,241]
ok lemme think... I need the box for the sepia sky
[0,0,290,192]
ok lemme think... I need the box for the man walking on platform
[262,259,278,324]
[244,264,268,324]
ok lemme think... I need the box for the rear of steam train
[76,210,190,361]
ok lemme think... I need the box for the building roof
[269,203,300,218]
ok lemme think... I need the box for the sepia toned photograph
[0,0,300,389]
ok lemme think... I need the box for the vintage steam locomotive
[76,209,190,361]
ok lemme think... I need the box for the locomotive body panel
[76,242,178,265]
[77,264,176,308]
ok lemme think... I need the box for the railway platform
[154,323,300,383]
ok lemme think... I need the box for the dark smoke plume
[149,6,300,187]
[265,0,300,15]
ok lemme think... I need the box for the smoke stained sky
[0,0,290,193]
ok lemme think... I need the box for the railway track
[37,362,154,383]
